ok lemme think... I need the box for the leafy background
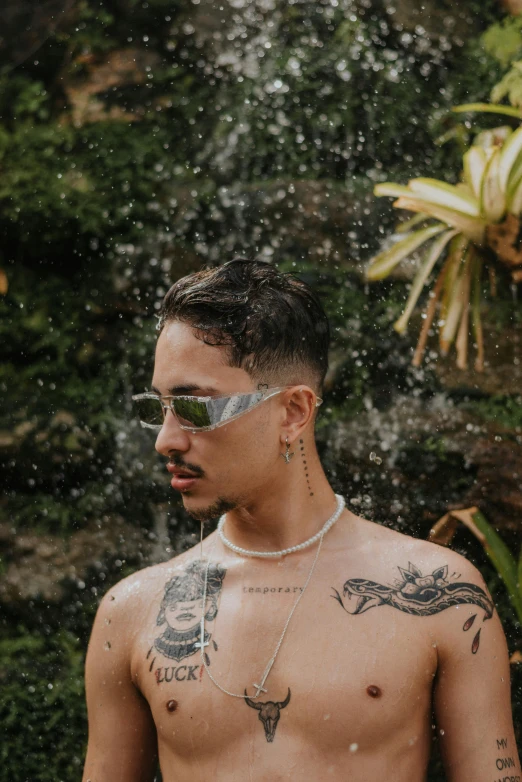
[1,1,521,779]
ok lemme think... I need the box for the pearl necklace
[198,494,346,700]
[217,493,346,558]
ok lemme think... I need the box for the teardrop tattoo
[462,614,477,632]
[300,439,313,497]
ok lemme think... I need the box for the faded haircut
[158,257,330,393]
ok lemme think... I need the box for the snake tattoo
[332,562,494,654]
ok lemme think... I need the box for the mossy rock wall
[1,1,521,780]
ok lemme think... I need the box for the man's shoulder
[335,517,493,641]
[350,516,484,586]
[101,546,199,611]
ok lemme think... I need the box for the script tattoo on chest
[145,560,226,678]
[332,562,494,654]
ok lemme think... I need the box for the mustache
[168,457,203,477]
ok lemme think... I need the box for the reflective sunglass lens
[134,397,164,427]
[173,397,211,428]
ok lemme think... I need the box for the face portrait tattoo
[153,560,226,663]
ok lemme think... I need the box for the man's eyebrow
[151,384,219,395]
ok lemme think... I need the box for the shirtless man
[82,258,521,782]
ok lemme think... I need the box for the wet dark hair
[158,258,330,393]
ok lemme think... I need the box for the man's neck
[218,478,341,554]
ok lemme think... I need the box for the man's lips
[167,463,202,491]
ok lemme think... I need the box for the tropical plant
[429,506,522,632]
[367,119,522,371]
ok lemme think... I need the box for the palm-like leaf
[464,147,488,199]
[367,104,522,370]
[481,148,506,222]
[393,229,458,334]
[453,102,522,119]
[430,507,522,627]
[365,224,446,281]
[408,178,481,216]
[393,197,486,245]
[499,125,522,192]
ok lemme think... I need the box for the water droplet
[439,729,445,736]
[104,641,112,651]
[349,743,358,753]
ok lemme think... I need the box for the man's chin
[183,495,239,522]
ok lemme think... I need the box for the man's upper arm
[433,558,521,782]
[82,584,158,782]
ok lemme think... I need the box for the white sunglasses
[132,386,323,433]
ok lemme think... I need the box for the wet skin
[83,513,521,782]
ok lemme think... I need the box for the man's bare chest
[131,555,438,756]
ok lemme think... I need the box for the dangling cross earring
[280,436,295,464]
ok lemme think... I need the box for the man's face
[152,320,285,521]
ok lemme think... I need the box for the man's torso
[125,514,477,781]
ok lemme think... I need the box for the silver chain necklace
[198,494,346,700]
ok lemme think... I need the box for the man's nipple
[366,685,382,698]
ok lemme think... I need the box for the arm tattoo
[332,562,494,654]
[493,736,520,780]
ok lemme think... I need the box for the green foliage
[0,1,520,780]
[492,61,522,109]
[5,76,51,122]
[0,116,173,257]
[482,16,522,110]
[70,0,118,54]
[437,508,522,626]
[0,628,87,782]
[0,264,161,535]
[463,394,522,430]
[482,15,522,68]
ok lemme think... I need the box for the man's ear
[280,386,318,440]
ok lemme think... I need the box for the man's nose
[155,407,191,457]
